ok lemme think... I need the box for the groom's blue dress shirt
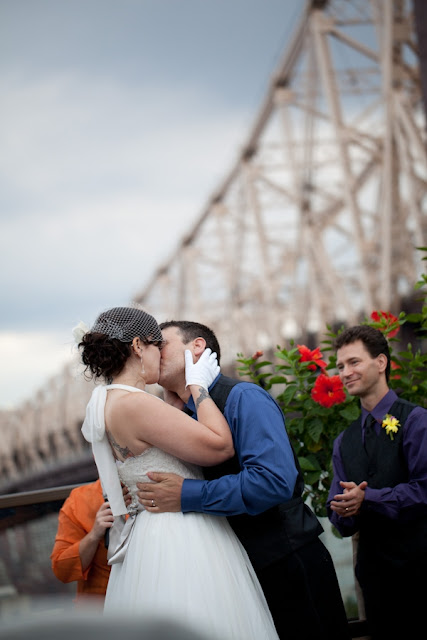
[181,375,298,516]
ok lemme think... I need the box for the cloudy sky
[0,0,304,409]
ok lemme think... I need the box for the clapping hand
[330,480,367,517]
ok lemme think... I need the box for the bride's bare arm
[117,391,234,466]
[109,350,234,466]
[162,388,185,411]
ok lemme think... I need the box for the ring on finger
[151,499,156,507]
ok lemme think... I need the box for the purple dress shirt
[327,389,427,536]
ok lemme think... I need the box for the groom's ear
[193,337,206,358]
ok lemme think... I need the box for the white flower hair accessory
[72,320,89,345]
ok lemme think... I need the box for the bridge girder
[134,0,427,357]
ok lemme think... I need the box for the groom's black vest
[340,398,427,572]
[204,375,323,571]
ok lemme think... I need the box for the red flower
[370,311,399,337]
[311,374,346,408]
[391,360,401,380]
[251,350,264,360]
[297,345,327,370]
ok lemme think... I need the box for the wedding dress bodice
[117,448,204,515]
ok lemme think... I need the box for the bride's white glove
[185,348,220,390]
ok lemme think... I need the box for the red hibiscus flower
[311,374,346,408]
[251,350,264,360]
[370,311,399,337]
[297,345,327,371]
[390,360,401,380]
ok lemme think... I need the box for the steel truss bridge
[1,0,426,491]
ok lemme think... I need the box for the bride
[78,306,279,639]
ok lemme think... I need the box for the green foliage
[236,249,427,517]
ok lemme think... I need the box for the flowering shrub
[237,250,427,517]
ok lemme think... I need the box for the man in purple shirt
[327,325,427,640]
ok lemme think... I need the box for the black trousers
[256,539,350,640]
[357,555,427,640]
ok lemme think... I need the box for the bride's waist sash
[107,503,144,565]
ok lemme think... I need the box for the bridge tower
[134,0,427,359]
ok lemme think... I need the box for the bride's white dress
[106,447,279,638]
[83,385,279,639]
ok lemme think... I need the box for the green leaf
[298,456,318,471]
[255,372,272,380]
[253,360,272,370]
[307,417,324,443]
[281,384,298,405]
[304,470,322,485]
[298,455,321,471]
[405,313,423,323]
[339,404,360,421]
[331,525,343,539]
[398,351,413,359]
[268,375,288,385]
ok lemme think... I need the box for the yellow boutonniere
[381,414,400,440]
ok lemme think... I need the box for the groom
[137,321,350,640]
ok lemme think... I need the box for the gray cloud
[0,0,302,407]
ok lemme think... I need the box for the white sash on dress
[107,503,144,565]
[81,383,154,564]
[81,385,128,516]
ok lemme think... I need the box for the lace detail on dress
[117,447,204,515]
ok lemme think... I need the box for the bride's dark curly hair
[79,333,132,380]
[78,306,163,381]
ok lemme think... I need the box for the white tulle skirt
[104,509,279,639]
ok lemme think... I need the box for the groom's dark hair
[159,320,221,364]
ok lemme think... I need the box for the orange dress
[51,479,111,602]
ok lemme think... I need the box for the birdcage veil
[90,306,163,344]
